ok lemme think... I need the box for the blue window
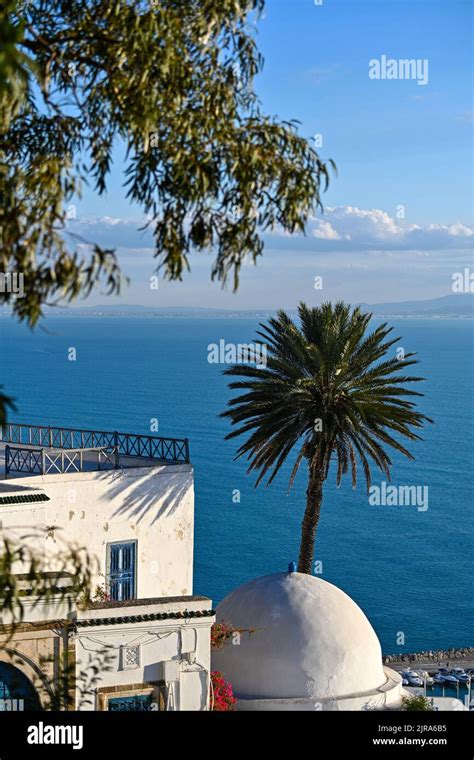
[107,541,137,601]
[108,694,154,711]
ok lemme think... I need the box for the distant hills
[356,293,473,318]
[59,293,474,318]
[1,293,473,318]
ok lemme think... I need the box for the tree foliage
[1,0,335,328]
[0,528,95,632]
[221,302,432,572]
[402,694,433,711]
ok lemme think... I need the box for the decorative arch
[0,647,53,709]
[0,661,41,710]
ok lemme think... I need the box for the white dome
[212,572,389,704]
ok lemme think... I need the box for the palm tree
[0,388,14,426]
[221,302,432,574]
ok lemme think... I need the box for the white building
[213,570,420,711]
[0,421,215,711]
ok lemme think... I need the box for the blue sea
[1,316,473,654]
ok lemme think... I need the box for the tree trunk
[297,456,326,574]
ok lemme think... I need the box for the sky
[70,0,473,310]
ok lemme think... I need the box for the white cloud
[66,206,473,255]
[311,220,343,240]
[447,222,473,237]
[271,206,473,252]
[66,216,153,248]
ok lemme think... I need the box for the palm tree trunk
[297,456,326,574]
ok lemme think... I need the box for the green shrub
[402,694,433,711]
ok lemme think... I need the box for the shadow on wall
[98,467,193,524]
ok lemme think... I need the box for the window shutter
[108,542,136,601]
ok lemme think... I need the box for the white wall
[74,600,214,711]
[0,464,194,598]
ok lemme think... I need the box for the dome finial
[288,561,297,573]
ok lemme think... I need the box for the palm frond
[221,301,432,492]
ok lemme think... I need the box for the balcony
[0,422,190,479]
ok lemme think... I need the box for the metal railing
[1,422,190,474]
[5,445,120,477]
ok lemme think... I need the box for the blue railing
[4,444,120,477]
[1,422,190,474]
